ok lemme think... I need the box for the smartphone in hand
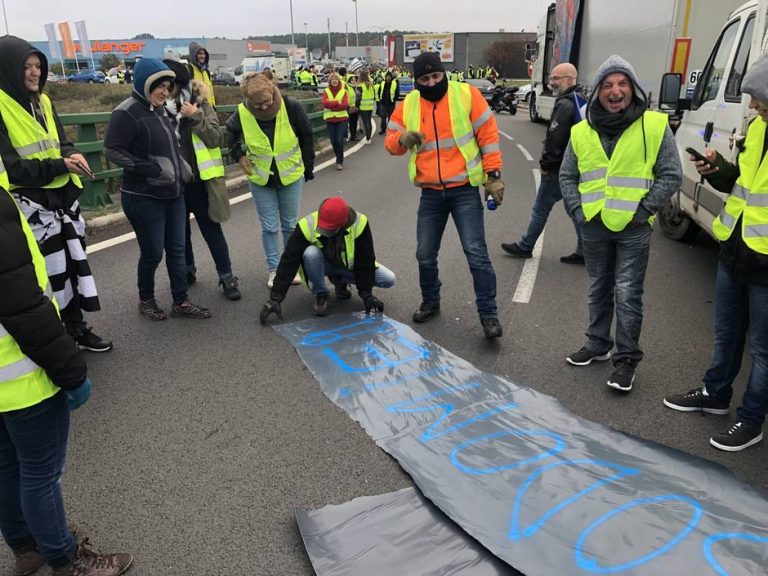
[77,161,95,179]
[685,147,713,169]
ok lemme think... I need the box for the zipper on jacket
[431,102,445,188]
[158,110,183,196]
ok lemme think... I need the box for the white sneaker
[267,271,277,288]
[365,138,372,144]
[292,274,302,285]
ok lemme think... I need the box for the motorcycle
[490,85,518,115]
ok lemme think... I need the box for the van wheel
[529,93,542,123]
[659,194,700,242]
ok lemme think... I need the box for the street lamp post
[351,0,359,47]
[1,0,9,35]
[304,22,308,50]
[289,0,295,46]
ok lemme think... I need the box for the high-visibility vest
[0,89,82,192]
[467,68,475,79]
[402,81,484,188]
[323,87,349,121]
[712,116,768,254]
[0,157,8,191]
[298,70,310,85]
[0,184,61,412]
[191,66,216,106]
[359,84,375,111]
[311,73,318,86]
[191,134,225,180]
[238,101,304,187]
[570,110,667,232]
[374,81,397,102]
[298,210,368,270]
[347,86,357,109]
[449,72,461,81]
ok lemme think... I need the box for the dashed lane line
[516,143,534,162]
[512,168,543,304]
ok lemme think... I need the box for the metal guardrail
[59,98,326,210]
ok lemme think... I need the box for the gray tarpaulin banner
[275,314,768,575]
[296,487,517,576]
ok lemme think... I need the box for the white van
[235,56,292,87]
[659,0,767,241]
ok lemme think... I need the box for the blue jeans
[704,263,768,426]
[518,171,583,255]
[326,121,348,165]
[416,185,497,317]
[581,219,653,365]
[184,179,233,280]
[249,179,303,272]
[302,245,396,295]
[0,392,75,567]
[122,192,188,304]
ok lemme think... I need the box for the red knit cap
[317,196,349,235]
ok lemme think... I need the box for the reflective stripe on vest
[712,116,768,254]
[0,158,8,191]
[239,101,304,187]
[191,134,225,180]
[359,84,375,111]
[0,189,59,412]
[403,81,484,188]
[0,90,82,191]
[298,210,368,271]
[323,88,349,121]
[570,111,667,232]
[191,66,216,105]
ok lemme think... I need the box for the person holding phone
[663,54,768,452]
[0,35,112,353]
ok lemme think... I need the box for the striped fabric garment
[13,194,100,317]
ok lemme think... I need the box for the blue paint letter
[450,430,566,475]
[703,532,768,576]
[324,336,430,373]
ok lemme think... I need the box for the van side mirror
[658,73,690,111]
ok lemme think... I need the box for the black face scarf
[588,97,646,138]
[415,75,448,102]
[321,230,348,265]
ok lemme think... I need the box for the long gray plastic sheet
[276,314,768,575]
[296,487,518,576]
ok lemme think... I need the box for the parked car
[67,69,106,84]
[517,83,532,102]
[463,78,495,102]
[212,72,238,86]
[46,72,65,83]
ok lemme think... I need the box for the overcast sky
[5,0,552,41]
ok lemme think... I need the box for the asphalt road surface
[3,111,766,575]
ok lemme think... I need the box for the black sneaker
[663,388,730,415]
[334,283,352,300]
[138,298,168,321]
[313,293,329,316]
[566,346,611,366]
[500,242,533,258]
[607,362,635,392]
[560,252,585,264]
[219,276,241,301]
[75,328,113,352]
[412,302,440,323]
[480,317,503,339]
[171,300,212,319]
[710,421,763,452]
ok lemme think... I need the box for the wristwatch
[486,170,501,180]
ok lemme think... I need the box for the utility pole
[345,22,349,48]
[352,0,359,47]
[289,0,295,46]
[327,17,331,59]
[1,0,8,34]
[304,22,308,50]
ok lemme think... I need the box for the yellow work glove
[484,177,505,206]
[398,130,425,150]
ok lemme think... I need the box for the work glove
[398,130,425,150]
[628,207,652,228]
[259,299,283,325]
[238,156,254,175]
[362,293,384,314]
[67,378,91,411]
[484,177,505,206]
[304,171,314,182]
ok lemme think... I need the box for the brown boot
[52,538,133,576]
[12,522,80,576]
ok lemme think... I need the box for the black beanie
[163,59,190,87]
[412,51,444,80]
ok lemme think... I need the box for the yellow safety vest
[359,84,375,111]
[347,86,357,109]
[0,184,60,412]
[238,101,304,187]
[298,210,368,271]
[299,70,312,85]
[191,133,225,181]
[375,81,397,102]
[713,117,768,253]
[0,157,8,191]
[0,89,82,191]
[191,66,216,106]
[402,81,485,187]
[323,87,349,121]
[570,111,667,232]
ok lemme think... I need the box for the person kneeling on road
[260,196,395,323]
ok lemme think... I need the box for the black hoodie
[0,35,79,209]
[188,42,209,73]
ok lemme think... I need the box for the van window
[693,19,740,109]
[725,15,756,102]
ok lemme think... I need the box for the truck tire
[529,93,542,123]
[659,194,700,242]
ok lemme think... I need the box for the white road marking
[87,125,373,254]
[498,130,514,141]
[512,169,543,304]
[516,143,534,162]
